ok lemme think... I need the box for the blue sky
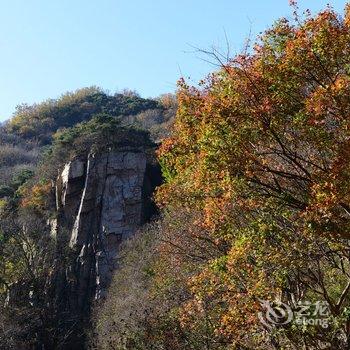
[0,0,346,121]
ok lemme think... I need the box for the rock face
[53,149,160,318]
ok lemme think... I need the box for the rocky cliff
[50,148,161,348]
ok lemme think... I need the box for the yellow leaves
[314,182,336,203]
[20,181,52,211]
[3,256,26,285]
[333,75,349,91]
[308,180,339,218]
[345,4,350,28]
[0,199,7,213]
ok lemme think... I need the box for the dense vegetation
[2,3,350,350]
[94,4,350,350]
[0,86,176,221]
[0,88,175,349]
[7,87,165,143]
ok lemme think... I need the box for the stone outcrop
[52,149,161,318]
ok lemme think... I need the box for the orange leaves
[20,182,52,212]
[153,4,350,347]
[306,75,350,124]
[307,180,338,216]
[156,136,176,158]
[345,4,350,28]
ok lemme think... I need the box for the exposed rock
[55,159,86,231]
[52,149,159,315]
[69,151,146,302]
[47,148,161,349]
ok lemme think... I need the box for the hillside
[2,4,350,350]
[6,87,173,143]
[0,87,175,196]
[0,88,175,349]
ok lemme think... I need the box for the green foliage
[7,87,161,144]
[11,169,34,188]
[39,113,155,180]
[0,169,34,202]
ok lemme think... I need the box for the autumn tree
[152,3,350,349]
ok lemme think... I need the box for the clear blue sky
[0,0,346,121]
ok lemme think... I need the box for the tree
[153,4,350,349]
